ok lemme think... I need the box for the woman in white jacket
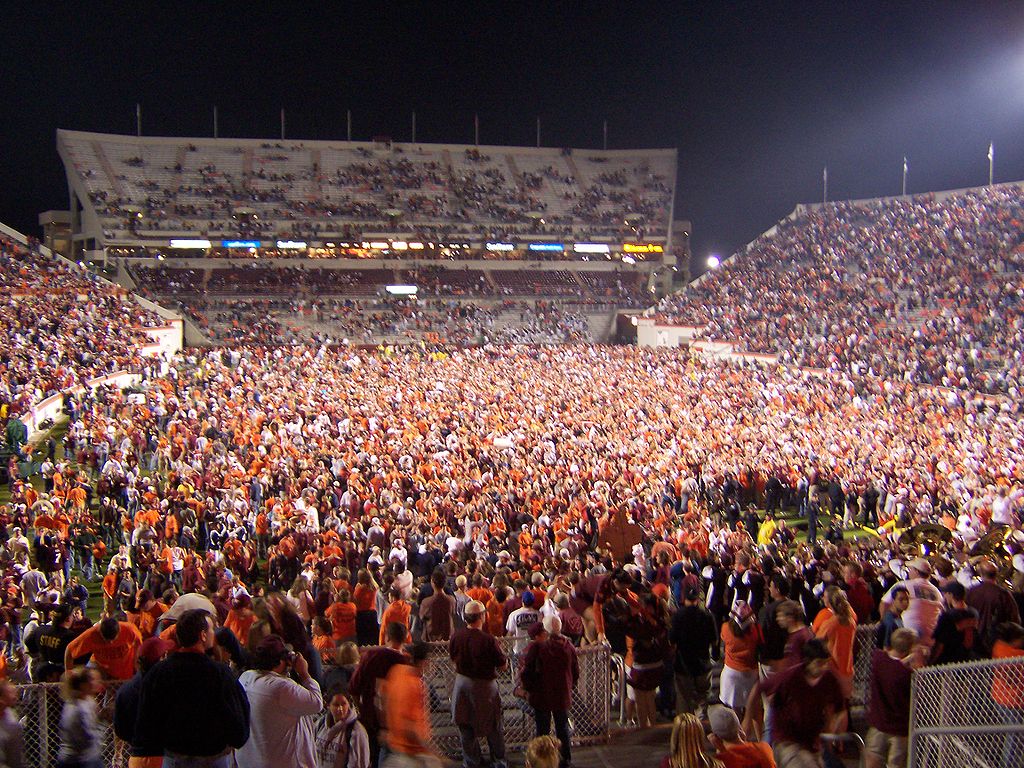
[316,692,370,768]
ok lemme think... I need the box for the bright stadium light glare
[707,254,721,269]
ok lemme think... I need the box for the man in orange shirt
[707,704,775,768]
[379,588,411,645]
[382,642,437,765]
[64,616,143,680]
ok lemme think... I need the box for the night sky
[4,2,1024,268]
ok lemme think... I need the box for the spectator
[761,639,845,768]
[930,581,980,665]
[348,622,407,766]
[418,569,456,642]
[967,559,1021,656]
[381,642,438,768]
[991,622,1024,766]
[63,616,142,681]
[670,584,717,719]
[875,587,909,650]
[519,615,579,768]
[449,600,508,768]
[316,691,370,768]
[113,635,174,768]
[235,635,324,768]
[865,628,920,768]
[134,609,250,767]
[524,735,562,768]
[720,601,760,718]
[707,704,775,768]
[659,713,723,768]
[0,679,24,768]
[57,666,104,768]
[880,558,942,649]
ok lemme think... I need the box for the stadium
[2,6,1024,768]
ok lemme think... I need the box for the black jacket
[134,651,250,757]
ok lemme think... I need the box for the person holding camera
[236,635,324,768]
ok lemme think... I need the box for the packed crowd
[167,297,594,347]
[64,134,676,244]
[656,186,1024,401]
[2,340,1024,765]
[0,237,162,415]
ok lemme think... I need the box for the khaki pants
[773,741,824,768]
[865,726,908,768]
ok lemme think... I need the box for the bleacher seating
[655,185,1024,399]
[58,131,676,246]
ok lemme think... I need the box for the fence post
[908,670,920,768]
[38,687,50,768]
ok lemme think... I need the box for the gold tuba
[969,524,1018,586]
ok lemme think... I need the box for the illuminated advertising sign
[369,241,390,249]
[621,243,664,254]
[169,239,212,249]
[408,242,425,250]
[385,285,418,295]
[391,241,409,250]
[573,243,610,254]
[486,243,515,251]
[528,243,565,252]
[275,240,307,249]
[221,240,262,248]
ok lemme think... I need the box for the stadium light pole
[902,156,907,196]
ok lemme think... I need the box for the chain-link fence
[417,637,610,758]
[909,655,1024,768]
[14,637,610,766]
[851,623,877,707]
[17,680,126,768]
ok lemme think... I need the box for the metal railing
[13,637,611,767]
[909,655,1024,768]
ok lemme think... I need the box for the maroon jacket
[520,634,579,711]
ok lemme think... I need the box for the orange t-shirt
[721,622,761,673]
[353,585,377,612]
[326,601,357,641]
[383,663,430,755]
[992,640,1024,707]
[379,601,412,644]
[313,633,335,665]
[816,615,855,679]
[65,622,143,680]
[224,608,255,646]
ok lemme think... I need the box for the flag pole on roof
[412,110,416,143]
[136,103,141,137]
[823,165,828,206]
[347,110,352,142]
[281,109,286,141]
[989,142,994,186]
[536,117,541,148]
[213,106,219,139]
[474,114,479,146]
[902,156,907,196]
[603,120,608,151]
